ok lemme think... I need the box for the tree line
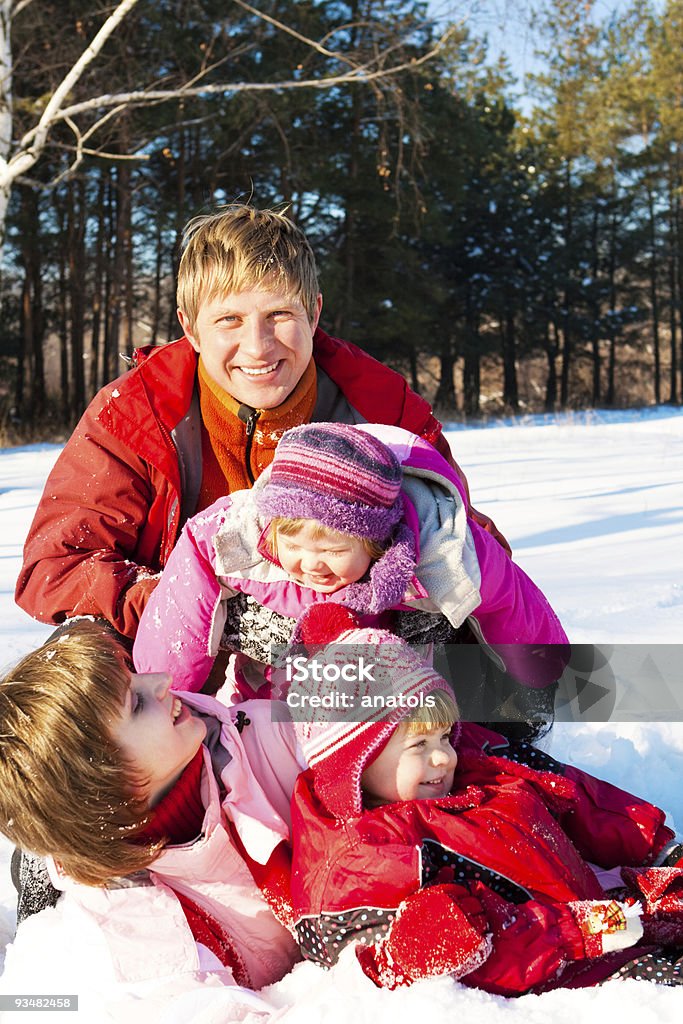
[1,0,682,433]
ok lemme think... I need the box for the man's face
[361,723,458,806]
[178,286,322,410]
[108,672,207,807]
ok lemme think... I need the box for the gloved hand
[356,883,490,989]
[445,887,643,997]
[622,865,683,947]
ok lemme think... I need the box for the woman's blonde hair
[402,686,459,735]
[0,622,163,887]
[267,516,385,564]
[177,204,320,329]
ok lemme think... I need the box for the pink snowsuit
[47,695,305,993]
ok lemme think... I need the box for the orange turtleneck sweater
[196,358,317,512]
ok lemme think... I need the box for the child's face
[108,672,207,807]
[178,284,322,410]
[276,521,373,592]
[361,723,457,806]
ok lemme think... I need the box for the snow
[0,408,682,1020]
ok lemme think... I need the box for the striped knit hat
[257,423,417,615]
[289,604,459,819]
[257,423,403,542]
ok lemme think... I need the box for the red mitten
[356,884,490,989]
[460,890,643,997]
[622,865,683,946]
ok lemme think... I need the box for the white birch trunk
[0,0,13,261]
[0,0,139,266]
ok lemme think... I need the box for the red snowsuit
[290,722,679,997]
[16,330,503,637]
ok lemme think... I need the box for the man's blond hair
[0,622,162,887]
[177,204,320,329]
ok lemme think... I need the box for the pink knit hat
[287,604,459,819]
[257,423,403,540]
[258,423,417,614]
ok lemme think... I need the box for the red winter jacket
[290,723,675,996]
[16,330,503,637]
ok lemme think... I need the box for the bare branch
[233,0,357,69]
[18,24,457,150]
[5,0,139,182]
[56,141,150,162]
[11,0,37,18]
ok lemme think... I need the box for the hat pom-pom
[297,603,360,645]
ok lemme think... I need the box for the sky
[0,406,682,1020]
[428,0,665,107]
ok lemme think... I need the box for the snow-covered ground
[0,407,682,1020]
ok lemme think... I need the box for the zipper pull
[238,404,256,430]
[245,410,258,437]
[238,405,261,484]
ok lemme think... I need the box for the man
[16,204,506,638]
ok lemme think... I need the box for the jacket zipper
[238,405,261,484]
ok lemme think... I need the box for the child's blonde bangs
[268,517,385,561]
[403,686,459,734]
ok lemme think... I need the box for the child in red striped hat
[289,603,683,997]
[134,420,568,705]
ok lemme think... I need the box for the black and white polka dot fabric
[295,906,396,967]
[496,740,566,776]
[421,838,531,904]
[610,948,683,985]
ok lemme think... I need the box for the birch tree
[0,0,456,262]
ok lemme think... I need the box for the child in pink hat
[134,421,567,705]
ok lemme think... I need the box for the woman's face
[108,672,206,807]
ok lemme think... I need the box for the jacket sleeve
[433,433,511,554]
[405,467,569,687]
[467,518,570,686]
[133,500,232,690]
[15,398,167,638]
[508,755,675,868]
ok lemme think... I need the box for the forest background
[0,0,681,438]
